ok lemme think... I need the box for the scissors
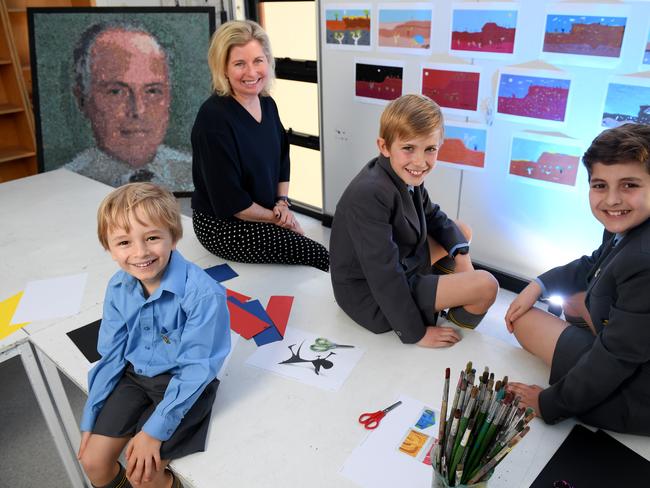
[358,401,403,429]
[309,337,355,352]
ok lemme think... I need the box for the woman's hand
[505,281,542,332]
[416,326,461,348]
[273,204,304,235]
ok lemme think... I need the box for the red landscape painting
[421,69,480,112]
[439,137,485,168]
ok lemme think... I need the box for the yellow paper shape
[0,292,30,340]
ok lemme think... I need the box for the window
[256,0,322,211]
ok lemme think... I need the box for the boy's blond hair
[379,94,444,148]
[208,20,275,97]
[97,183,183,250]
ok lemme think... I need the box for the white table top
[0,169,211,336]
[7,170,650,487]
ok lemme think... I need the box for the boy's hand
[505,281,542,332]
[506,382,542,416]
[416,326,461,348]
[125,431,162,484]
[77,431,91,460]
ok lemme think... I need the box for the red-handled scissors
[358,401,403,429]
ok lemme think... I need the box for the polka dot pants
[193,211,330,272]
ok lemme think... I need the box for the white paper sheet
[340,395,436,488]
[12,273,88,324]
[245,326,364,391]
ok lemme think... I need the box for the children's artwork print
[278,342,336,375]
[543,15,626,58]
[398,429,429,457]
[377,5,433,53]
[325,5,371,49]
[396,405,438,461]
[450,5,518,57]
[601,78,650,128]
[496,70,571,126]
[355,60,404,104]
[420,65,481,115]
[245,327,365,391]
[439,123,487,170]
[509,134,583,187]
[341,395,440,488]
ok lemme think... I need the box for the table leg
[18,342,88,488]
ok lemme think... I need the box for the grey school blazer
[329,155,466,344]
[538,218,650,435]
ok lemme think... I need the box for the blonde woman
[191,20,329,271]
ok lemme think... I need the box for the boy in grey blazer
[507,123,650,435]
[330,95,499,347]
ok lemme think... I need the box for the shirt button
[167,429,172,434]
[145,346,151,350]
[144,326,150,331]
[396,331,402,336]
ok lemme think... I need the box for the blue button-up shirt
[81,250,231,441]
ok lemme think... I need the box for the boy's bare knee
[454,220,473,241]
[476,270,499,309]
[79,450,114,482]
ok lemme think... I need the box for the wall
[319,0,650,279]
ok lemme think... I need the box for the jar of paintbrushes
[431,363,534,487]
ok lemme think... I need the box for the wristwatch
[276,196,290,206]
[452,245,470,257]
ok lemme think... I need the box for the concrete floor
[0,199,521,487]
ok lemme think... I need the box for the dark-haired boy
[506,123,650,435]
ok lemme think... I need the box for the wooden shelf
[0,102,23,114]
[0,146,35,163]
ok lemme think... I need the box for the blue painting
[602,82,650,127]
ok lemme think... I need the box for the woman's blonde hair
[208,20,275,97]
[379,94,444,148]
[97,183,183,250]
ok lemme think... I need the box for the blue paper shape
[253,323,283,346]
[204,263,238,282]
[233,299,281,347]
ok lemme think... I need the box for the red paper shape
[226,288,251,302]
[265,296,294,336]
[227,298,269,339]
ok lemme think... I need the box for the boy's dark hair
[583,123,650,177]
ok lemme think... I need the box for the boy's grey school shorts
[92,364,219,460]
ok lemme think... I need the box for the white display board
[318,0,650,279]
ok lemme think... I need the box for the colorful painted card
[541,4,629,68]
[377,4,433,55]
[496,68,572,128]
[508,133,583,189]
[324,4,371,50]
[420,63,481,116]
[449,3,518,59]
[355,59,404,105]
[438,121,487,171]
[396,405,438,462]
[601,76,650,128]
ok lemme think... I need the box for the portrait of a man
[29,8,215,193]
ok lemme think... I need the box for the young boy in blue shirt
[330,94,499,347]
[506,124,650,435]
[78,183,231,487]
